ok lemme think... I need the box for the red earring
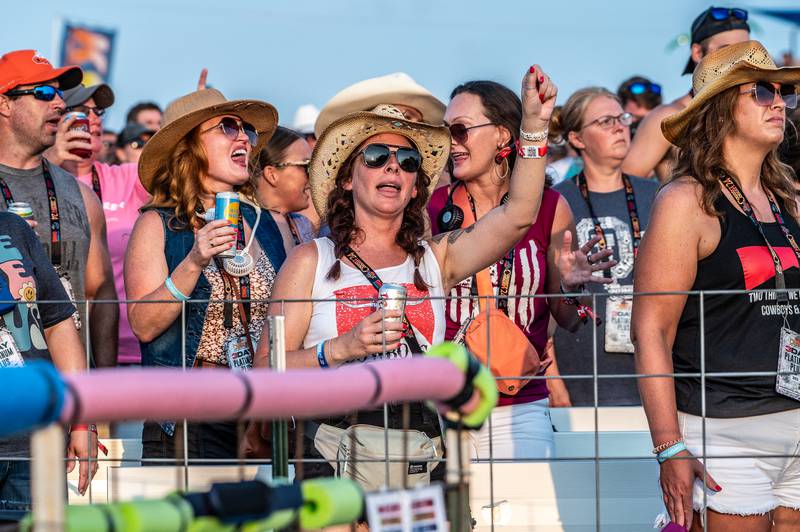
[494,146,513,164]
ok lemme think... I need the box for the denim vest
[139,204,286,368]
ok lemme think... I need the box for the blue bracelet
[165,276,190,302]
[657,441,688,464]
[316,341,330,368]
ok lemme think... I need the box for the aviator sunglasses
[741,82,798,109]
[201,116,259,146]
[4,85,63,101]
[359,143,422,173]
[448,122,495,144]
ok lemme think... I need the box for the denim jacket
[139,204,286,369]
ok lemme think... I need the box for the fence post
[31,424,65,531]
[446,425,471,532]
[269,315,290,479]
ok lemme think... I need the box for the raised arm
[621,105,674,180]
[431,65,556,290]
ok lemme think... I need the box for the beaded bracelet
[652,438,684,455]
[657,441,688,464]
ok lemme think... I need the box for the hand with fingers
[66,430,99,496]
[329,309,405,364]
[558,231,617,291]
[520,64,558,134]
[188,219,237,269]
[43,114,92,166]
[660,449,721,530]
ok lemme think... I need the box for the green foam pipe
[20,504,125,532]
[115,498,194,532]
[299,478,363,529]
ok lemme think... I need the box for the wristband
[657,441,688,464]
[515,139,548,159]
[165,276,190,302]
[316,341,330,368]
[70,424,97,433]
[652,438,684,455]
[559,281,585,306]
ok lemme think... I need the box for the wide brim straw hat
[138,88,278,194]
[662,40,800,145]
[314,73,446,137]
[309,104,450,220]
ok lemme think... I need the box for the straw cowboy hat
[314,73,446,137]
[138,88,278,194]
[309,104,450,220]
[662,40,800,144]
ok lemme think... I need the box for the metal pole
[446,425,471,532]
[31,424,65,531]
[269,315,290,479]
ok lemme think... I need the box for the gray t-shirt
[0,161,90,336]
[0,213,76,457]
[553,176,659,406]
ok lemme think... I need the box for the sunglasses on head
[741,82,798,109]
[628,81,662,96]
[201,116,259,146]
[359,143,422,173]
[448,122,495,144]
[709,7,748,22]
[66,104,106,118]
[4,85,63,102]
[583,112,634,130]
[274,159,310,169]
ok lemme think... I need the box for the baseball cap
[63,83,115,109]
[0,50,82,94]
[116,123,153,147]
[683,7,750,75]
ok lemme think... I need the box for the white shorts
[469,398,554,460]
[679,409,800,515]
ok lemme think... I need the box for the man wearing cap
[115,123,153,165]
[0,49,99,518]
[622,6,750,182]
[49,84,151,370]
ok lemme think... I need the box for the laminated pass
[225,336,253,371]
[0,325,24,367]
[777,325,800,401]
[366,484,447,532]
[56,268,81,330]
[605,284,634,353]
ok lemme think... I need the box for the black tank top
[674,192,800,418]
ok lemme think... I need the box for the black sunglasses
[201,116,258,146]
[448,122,495,144]
[709,7,748,22]
[359,143,422,173]
[66,104,106,118]
[741,82,798,109]
[628,81,662,96]
[4,85,63,102]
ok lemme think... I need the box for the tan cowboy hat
[309,104,450,220]
[662,40,800,145]
[314,73,446,137]
[138,88,278,194]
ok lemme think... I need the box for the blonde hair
[142,126,258,229]
[549,87,620,151]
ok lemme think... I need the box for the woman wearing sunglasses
[547,87,659,410]
[426,81,615,459]
[634,41,800,530]
[125,88,278,461]
[254,65,561,482]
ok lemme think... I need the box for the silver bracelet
[519,127,549,142]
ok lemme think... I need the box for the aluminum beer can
[214,191,240,257]
[64,111,91,159]
[378,283,406,322]
[7,202,34,220]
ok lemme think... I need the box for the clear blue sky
[1,0,798,130]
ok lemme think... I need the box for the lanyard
[0,161,63,266]
[576,172,642,268]
[217,216,251,329]
[463,184,514,313]
[720,174,800,304]
[341,244,422,354]
[285,214,301,246]
[90,165,102,201]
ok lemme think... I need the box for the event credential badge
[0,325,24,367]
[776,326,800,401]
[605,285,634,354]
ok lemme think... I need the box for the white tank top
[304,238,446,363]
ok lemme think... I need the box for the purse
[450,186,541,395]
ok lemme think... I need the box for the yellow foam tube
[20,505,125,532]
[115,498,194,532]
[299,478,363,529]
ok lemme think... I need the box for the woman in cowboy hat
[125,88,279,460]
[634,41,800,529]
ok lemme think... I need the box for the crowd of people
[1,4,800,530]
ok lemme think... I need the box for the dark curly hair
[325,140,432,291]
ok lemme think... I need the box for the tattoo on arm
[430,226,475,245]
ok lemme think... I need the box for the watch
[516,143,548,159]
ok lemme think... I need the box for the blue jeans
[0,460,31,521]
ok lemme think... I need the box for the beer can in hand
[64,111,92,159]
[378,283,406,322]
[7,202,34,220]
[214,191,240,257]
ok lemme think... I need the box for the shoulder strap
[452,185,495,312]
